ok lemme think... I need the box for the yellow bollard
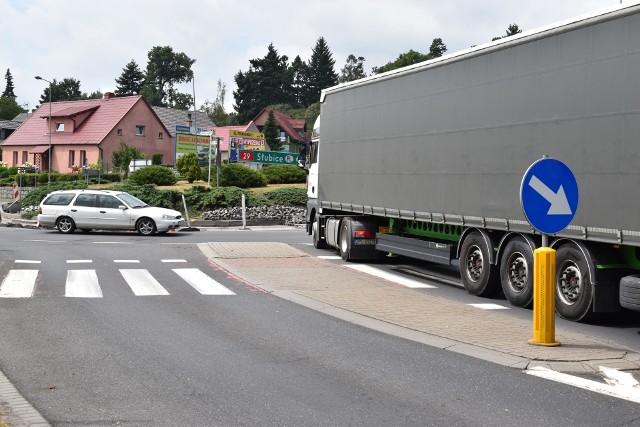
[528,247,561,347]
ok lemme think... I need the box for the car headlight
[162,214,177,220]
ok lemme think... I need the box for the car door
[97,194,132,230]
[70,193,98,229]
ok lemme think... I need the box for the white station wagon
[37,189,184,235]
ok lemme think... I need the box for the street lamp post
[34,75,52,185]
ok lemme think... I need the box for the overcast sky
[1,0,631,115]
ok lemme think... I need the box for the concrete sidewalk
[199,241,640,374]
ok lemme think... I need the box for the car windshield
[117,192,149,208]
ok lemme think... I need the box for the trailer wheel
[312,217,326,249]
[619,275,640,312]
[460,232,500,297]
[339,218,352,261]
[555,244,593,322]
[500,237,534,308]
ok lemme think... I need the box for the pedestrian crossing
[0,259,236,298]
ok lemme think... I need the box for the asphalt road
[0,226,639,426]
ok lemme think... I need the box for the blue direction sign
[520,158,579,234]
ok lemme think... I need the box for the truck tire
[555,244,593,322]
[339,218,352,261]
[620,275,640,312]
[312,217,326,249]
[500,237,534,308]
[460,232,500,297]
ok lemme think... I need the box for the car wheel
[339,218,352,261]
[136,218,156,236]
[56,217,76,234]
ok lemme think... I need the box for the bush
[260,165,306,184]
[107,183,182,210]
[184,185,267,210]
[264,187,308,206]
[175,153,202,183]
[220,164,267,188]
[128,165,178,186]
[20,182,89,206]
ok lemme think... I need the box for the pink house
[1,93,172,173]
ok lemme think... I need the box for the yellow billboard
[229,130,266,151]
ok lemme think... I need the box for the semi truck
[303,2,640,322]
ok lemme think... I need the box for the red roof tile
[3,96,143,147]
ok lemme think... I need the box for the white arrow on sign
[526,366,640,404]
[528,175,572,215]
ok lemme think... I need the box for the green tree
[39,78,84,103]
[115,59,145,96]
[175,153,202,183]
[207,79,228,126]
[0,96,25,120]
[263,110,282,152]
[304,37,338,106]
[289,55,309,107]
[234,43,293,124]
[493,23,522,41]
[143,46,195,107]
[111,141,144,178]
[2,69,16,98]
[429,38,447,58]
[373,50,430,74]
[339,54,367,83]
[83,90,103,100]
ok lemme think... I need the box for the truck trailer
[304,2,640,322]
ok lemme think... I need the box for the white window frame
[135,125,145,136]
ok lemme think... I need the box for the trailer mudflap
[376,233,454,266]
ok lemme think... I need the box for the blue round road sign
[520,158,579,235]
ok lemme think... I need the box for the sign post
[521,156,579,347]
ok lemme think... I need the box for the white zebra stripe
[172,268,235,295]
[0,270,39,298]
[65,270,102,298]
[120,269,170,296]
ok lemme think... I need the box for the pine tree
[115,59,145,96]
[429,38,447,58]
[2,69,16,98]
[304,37,338,106]
[233,44,293,124]
[263,110,282,152]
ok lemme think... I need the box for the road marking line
[67,260,92,264]
[318,255,342,260]
[65,270,102,298]
[15,260,41,264]
[173,268,235,295]
[526,366,640,404]
[120,269,169,296]
[0,270,38,298]
[467,303,510,310]
[161,259,187,263]
[114,260,140,263]
[345,264,437,288]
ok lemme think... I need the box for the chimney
[187,113,193,127]
[103,92,115,100]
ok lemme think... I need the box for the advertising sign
[229,130,266,151]
[175,132,214,166]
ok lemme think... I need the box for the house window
[135,125,145,136]
[80,150,87,167]
[117,128,122,136]
[56,122,65,132]
[22,151,28,164]
[68,150,75,167]
[12,151,18,165]
[158,132,163,139]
